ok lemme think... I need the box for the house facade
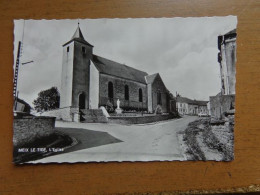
[210,29,236,119]
[176,96,209,116]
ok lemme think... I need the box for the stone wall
[108,114,174,125]
[13,116,56,147]
[60,42,74,108]
[210,94,235,119]
[81,109,108,123]
[151,75,169,113]
[99,73,148,110]
[71,41,92,109]
[41,107,79,122]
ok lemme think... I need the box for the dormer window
[67,46,69,52]
[82,46,86,54]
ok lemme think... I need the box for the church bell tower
[60,24,93,110]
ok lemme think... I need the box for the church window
[67,46,69,52]
[82,46,86,54]
[139,88,143,102]
[157,92,161,105]
[125,85,129,100]
[108,82,114,100]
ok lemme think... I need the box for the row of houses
[176,95,209,116]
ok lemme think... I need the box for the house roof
[176,96,208,106]
[195,100,208,106]
[176,96,194,104]
[92,55,148,84]
[63,26,93,47]
[225,29,236,35]
[17,98,31,109]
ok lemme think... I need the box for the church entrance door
[79,93,85,121]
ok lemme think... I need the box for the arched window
[125,85,129,100]
[157,92,161,105]
[108,82,114,99]
[139,88,143,102]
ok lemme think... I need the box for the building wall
[147,83,153,113]
[198,105,209,115]
[210,94,235,119]
[207,102,211,116]
[151,76,169,113]
[219,35,237,95]
[60,42,74,108]
[41,107,79,122]
[99,73,148,110]
[16,102,25,112]
[177,102,188,115]
[188,104,199,115]
[177,102,208,116]
[224,38,236,94]
[169,99,177,114]
[89,61,99,109]
[71,41,92,109]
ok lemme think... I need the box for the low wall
[13,116,56,147]
[108,114,174,125]
[41,107,79,122]
[82,109,108,123]
[210,94,235,119]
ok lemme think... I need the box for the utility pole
[13,41,34,112]
[13,41,22,110]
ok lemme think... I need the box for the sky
[14,17,237,107]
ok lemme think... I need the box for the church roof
[145,73,159,84]
[63,26,93,47]
[71,26,85,39]
[92,55,148,84]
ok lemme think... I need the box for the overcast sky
[14,17,237,107]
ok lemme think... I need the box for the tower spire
[63,22,93,47]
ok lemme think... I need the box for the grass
[183,117,234,161]
[183,119,207,160]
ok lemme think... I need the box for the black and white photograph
[13,17,237,164]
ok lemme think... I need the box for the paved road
[33,116,198,163]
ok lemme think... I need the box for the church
[49,25,174,122]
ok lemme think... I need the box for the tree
[33,87,60,112]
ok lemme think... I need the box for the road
[33,116,198,163]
